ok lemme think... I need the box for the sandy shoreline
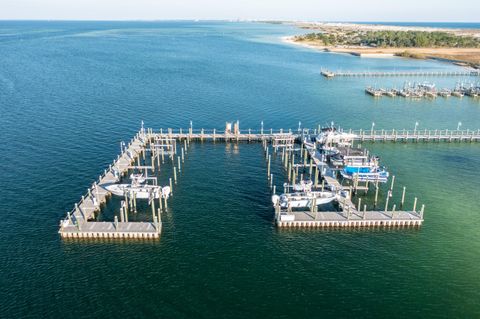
[281,29,480,67]
[288,22,480,38]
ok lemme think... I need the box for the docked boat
[340,165,389,183]
[418,82,436,91]
[321,146,340,156]
[439,89,451,97]
[104,183,167,199]
[286,180,314,192]
[452,90,464,97]
[316,127,357,146]
[272,191,336,209]
[365,86,384,97]
[103,173,170,199]
[385,89,397,97]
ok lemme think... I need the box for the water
[354,22,480,29]
[1,21,480,318]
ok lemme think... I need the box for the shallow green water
[1,21,479,318]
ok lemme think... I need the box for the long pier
[350,128,480,143]
[153,128,480,143]
[321,69,479,78]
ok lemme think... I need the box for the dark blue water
[1,21,480,318]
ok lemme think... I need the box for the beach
[282,22,480,66]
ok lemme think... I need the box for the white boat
[104,183,168,199]
[272,191,336,208]
[103,173,170,199]
[321,146,340,156]
[316,128,357,146]
[284,180,313,192]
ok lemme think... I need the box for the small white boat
[272,191,336,208]
[284,180,313,192]
[316,128,357,146]
[103,173,170,199]
[104,183,168,199]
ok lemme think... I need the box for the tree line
[295,30,480,48]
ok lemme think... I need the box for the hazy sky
[1,0,479,21]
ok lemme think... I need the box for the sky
[1,0,479,21]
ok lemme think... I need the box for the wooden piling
[267,155,271,177]
[384,191,391,212]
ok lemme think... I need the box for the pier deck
[277,210,422,228]
[321,69,479,78]
[351,129,480,142]
[153,128,480,143]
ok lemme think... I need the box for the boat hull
[278,192,336,208]
[103,184,161,199]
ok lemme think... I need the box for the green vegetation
[395,51,426,59]
[295,30,480,48]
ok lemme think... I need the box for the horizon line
[0,19,479,23]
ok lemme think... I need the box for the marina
[59,121,480,238]
[365,81,480,99]
[5,19,480,318]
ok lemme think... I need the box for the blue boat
[341,165,389,183]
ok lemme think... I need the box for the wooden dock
[276,210,423,228]
[60,123,480,238]
[350,128,480,143]
[151,128,480,144]
[59,130,162,239]
[321,69,480,78]
[273,140,424,228]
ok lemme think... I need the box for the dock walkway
[274,135,424,228]
[321,69,479,78]
[59,132,161,239]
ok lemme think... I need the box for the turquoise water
[1,21,480,318]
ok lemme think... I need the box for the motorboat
[272,191,336,209]
[316,127,357,147]
[285,180,313,192]
[103,173,170,199]
[341,165,389,183]
[104,183,168,199]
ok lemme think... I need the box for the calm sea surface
[1,21,480,318]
